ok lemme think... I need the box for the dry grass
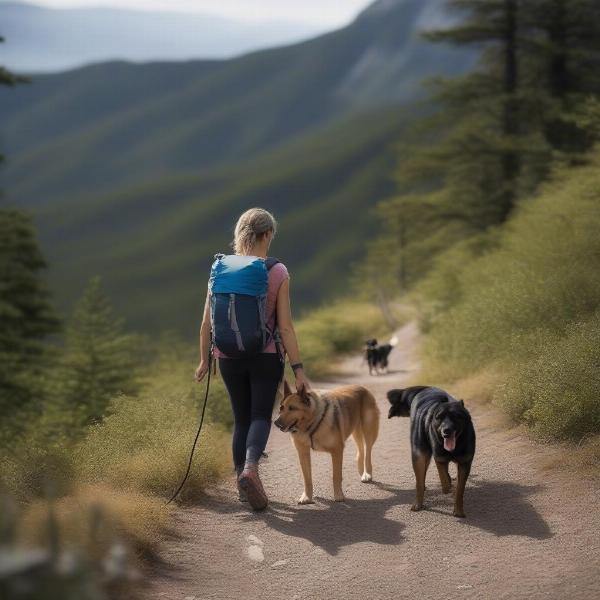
[536,435,600,479]
[18,484,171,559]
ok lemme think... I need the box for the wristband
[291,362,304,373]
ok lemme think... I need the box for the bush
[498,313,600,440]
[417,151,600,439]
[74,358,231,503]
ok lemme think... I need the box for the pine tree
[359,0,600,295]
[1,35,26,168]
[0,210,60,422]
[522,0,600,156]
[421,0,536,224]
[54,277,139,428]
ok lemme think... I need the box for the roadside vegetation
[358,0,600,444]
[0,208,390,598]
[416,153,600,441]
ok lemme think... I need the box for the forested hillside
[37,109,409,332]
[0,0,474,205]
[0,0,475,332]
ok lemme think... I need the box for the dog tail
[389,335,399,347]
[360,390,380,443]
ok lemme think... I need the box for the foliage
[0,490,146,600]
[47,277,140,434]
[74,353,230,503]
[0,209,60,430]
[359,0,600,299]
[420,150,600,438]
[498,313,600,440]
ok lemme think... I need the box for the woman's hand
[294,369,311,393]
[194,361,209,383]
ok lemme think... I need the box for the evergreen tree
[0,210,60,423]
[54,277,139,428]
[359,0,600,296]
[1,36,26,167]
[421,0,535,224]
[522,0,600,156]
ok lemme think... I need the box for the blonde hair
[232,208,277,255]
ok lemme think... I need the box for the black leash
[166,354,212,505]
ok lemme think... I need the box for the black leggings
[218,354,284,470]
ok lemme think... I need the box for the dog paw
[453,509,466,518]
[297,494,314,505]
[442,485,452,494]
[334,492,346,502]
[410,503,424,512]
[360,473,373,483]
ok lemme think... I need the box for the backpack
[208,254,280,358]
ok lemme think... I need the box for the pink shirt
[213,261,289,359]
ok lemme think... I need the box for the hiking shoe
[237,480,248,503]
[238,464,268,511]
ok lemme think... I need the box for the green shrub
[422,154,600,378]
[498,313,600,440]
[74,360,231,503]
[1,439,76,501]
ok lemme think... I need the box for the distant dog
[365,336,398,375]
[274,381,380,504]
[387,386,476,518]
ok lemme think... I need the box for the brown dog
[274,381,380,504]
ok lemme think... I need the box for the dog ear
[387,389,403,404]
[283,379,293,399]
[299,387,311,406]
[459,399,465,408]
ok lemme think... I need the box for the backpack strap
[265,257,280,271]
[265,257,284,365]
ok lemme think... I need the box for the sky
[25,1,375,26]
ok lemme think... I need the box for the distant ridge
[0,0,477,333]
[0,1,322,72]
[0,0,475,206]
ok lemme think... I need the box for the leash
[166,353,213,505]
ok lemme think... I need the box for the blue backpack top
[209,254,280,358]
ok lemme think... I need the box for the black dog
[365,338,395,375]
[387,386,476,518]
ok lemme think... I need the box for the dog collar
[309,400,330,450]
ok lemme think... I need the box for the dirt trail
[149,323,600,600]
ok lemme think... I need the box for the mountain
[0,2,322,72]
[34,108,409,333]
[0,0,477,335]
[0,0,475,206]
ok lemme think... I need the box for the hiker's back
[209,254,288,358]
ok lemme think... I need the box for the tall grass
[0,339,233,595]
[418,152,600,439]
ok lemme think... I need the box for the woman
[194,208,310,511]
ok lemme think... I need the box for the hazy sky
[29,1,375,26]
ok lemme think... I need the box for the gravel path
[149,322,600,600]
